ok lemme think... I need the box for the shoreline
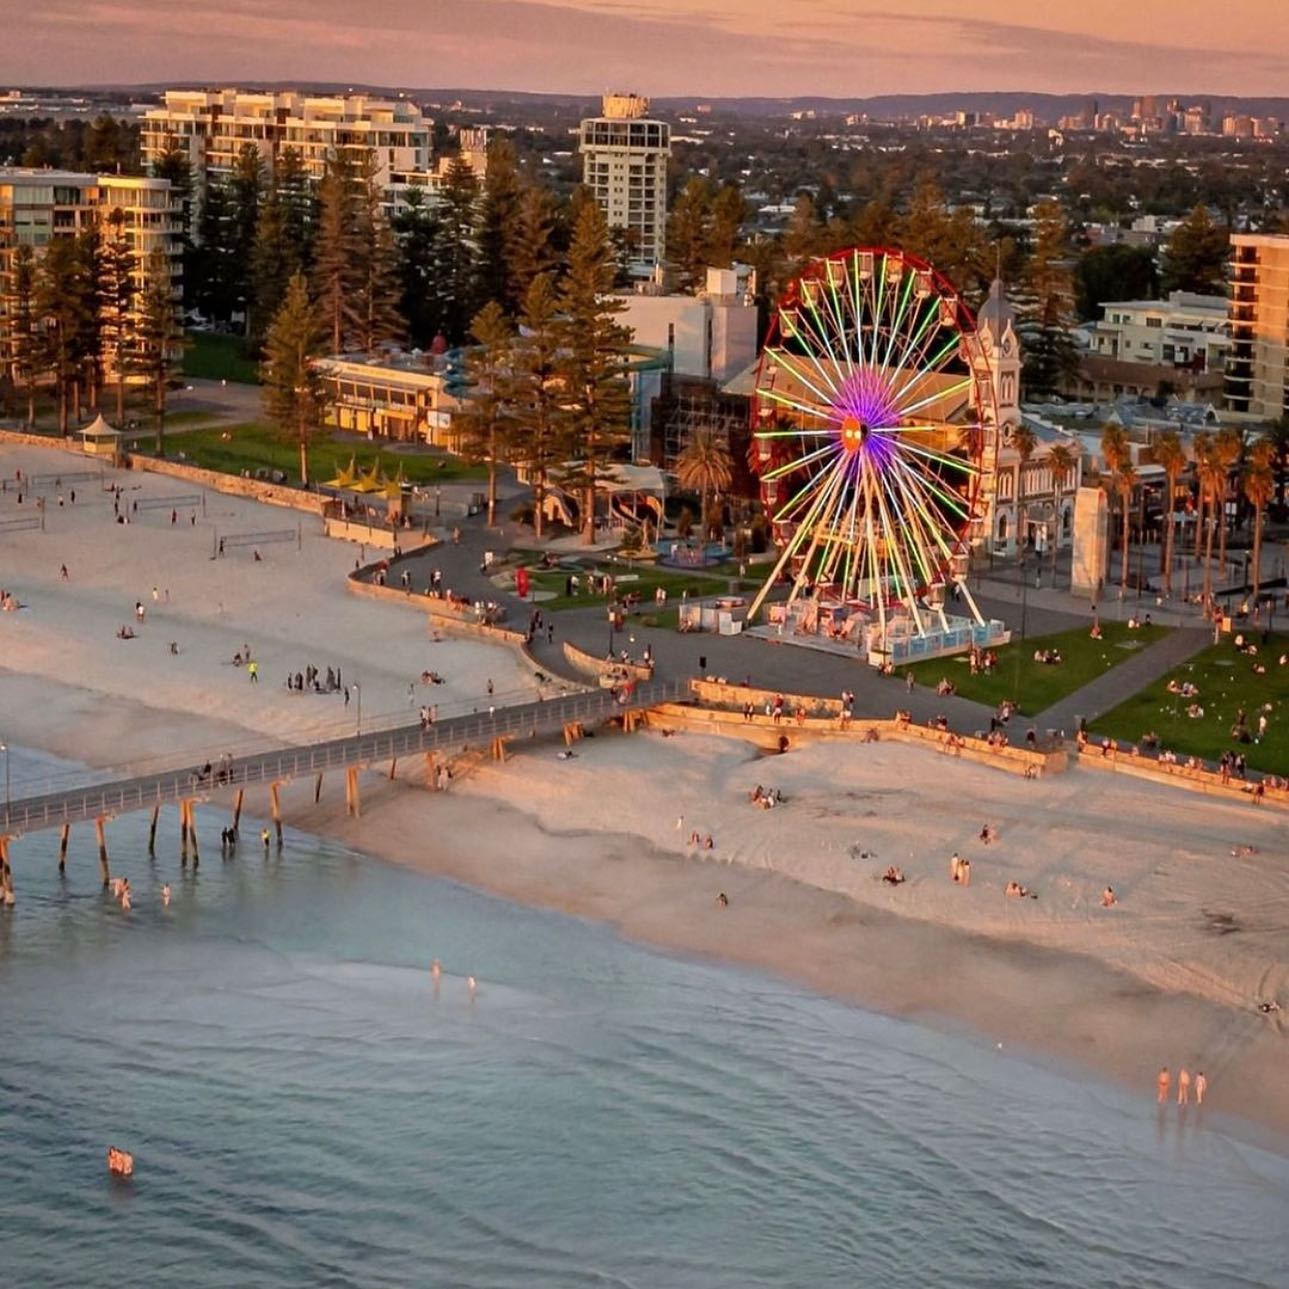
[275,758,1289,1148]
[3,674,1287,1146]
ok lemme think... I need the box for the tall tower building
[970,276,1020,552]
[1228,232,1289,419]
[579,93,671,272]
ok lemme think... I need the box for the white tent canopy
[80,414,120,440]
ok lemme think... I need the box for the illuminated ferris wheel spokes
[749,247,989,636]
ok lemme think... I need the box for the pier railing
[1,679,685,836]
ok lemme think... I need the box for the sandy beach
[2,442,1287,1140]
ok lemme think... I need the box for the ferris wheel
[748,247,993,638]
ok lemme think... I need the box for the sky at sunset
[7,0,1289,98]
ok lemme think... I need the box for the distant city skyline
[9,0,1289,99]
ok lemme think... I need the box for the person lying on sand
[1101,886,1117,907]
[881,866,905,885]
[1004,880,1036,899]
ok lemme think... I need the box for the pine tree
[192,179,238,321]
[507,273,563,537]
[261,272,326,485]
[150,134,195,302]
[74,223,107,414]
[86,113,126,171]
[1161,205,1229,294]
[707,184,746,270]
[392,188,442,347]
[434,157,480,344]
[243,159,312,349]
[475,136,525,311]
[1016,200,1078,398]
[249,183,299,348]
[134,248,181,455]
[230,142,264,326]
[9,244,40,427]
[458,301,514,526]
[99,207,137,426]
[33,236,86,435]
[311,150,360,354]
[556,202,632,544]
[897,177,987,295]
[276,147,314,264]
[350,151,406,353]
[666,177,714,292]
[849,197,897,248]
[509,185,560,306]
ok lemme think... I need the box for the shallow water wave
[0,771,1286,1289]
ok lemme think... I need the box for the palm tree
[1045,441,1077,578]
[1243,439,1275,606]
[1212,427,1244,583]
[676,428,733,542]
[1011,422,1037,553]
[1100,423,1133,589]
[1191,429,1213,564]
[1195,436,1222,606]
[1152,429,1186,595]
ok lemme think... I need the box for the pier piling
[269,782,283,849]
[232,788,244,834]
[345,766,360,818]
[95,817,110,886]
[185,800,200,867]
[0,836,14,907]
[58,823,70,874]
[148,804,159,856]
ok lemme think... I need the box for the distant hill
[55,84,1289,122]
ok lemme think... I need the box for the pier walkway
[0,680,683,840]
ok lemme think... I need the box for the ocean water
[1,753,1287,1289]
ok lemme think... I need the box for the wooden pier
[0,681,682,896]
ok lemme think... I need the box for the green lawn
[908,621,1170,716]
[182,332,260,384]
[527,564,733,612]
[164,422,486,486]
[1093,634,1289,776]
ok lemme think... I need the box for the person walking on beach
[950,852,962,882]
[1156,1066,1170,1103]
[1195,1071,1207,1105]
[1177,1067,1192,1105]
[248,660,259,684]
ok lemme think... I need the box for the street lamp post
[354,684,362,737]
[1,742,8,829]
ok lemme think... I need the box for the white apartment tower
[0,170,182,390]
[580,93,671,272]
[1227,232,1289,420]
[141,89,434,214]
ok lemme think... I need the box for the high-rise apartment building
[580,93,671,272]
[141,89,434,214]
[1227,233,1289,419]
[0,169,182,391]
